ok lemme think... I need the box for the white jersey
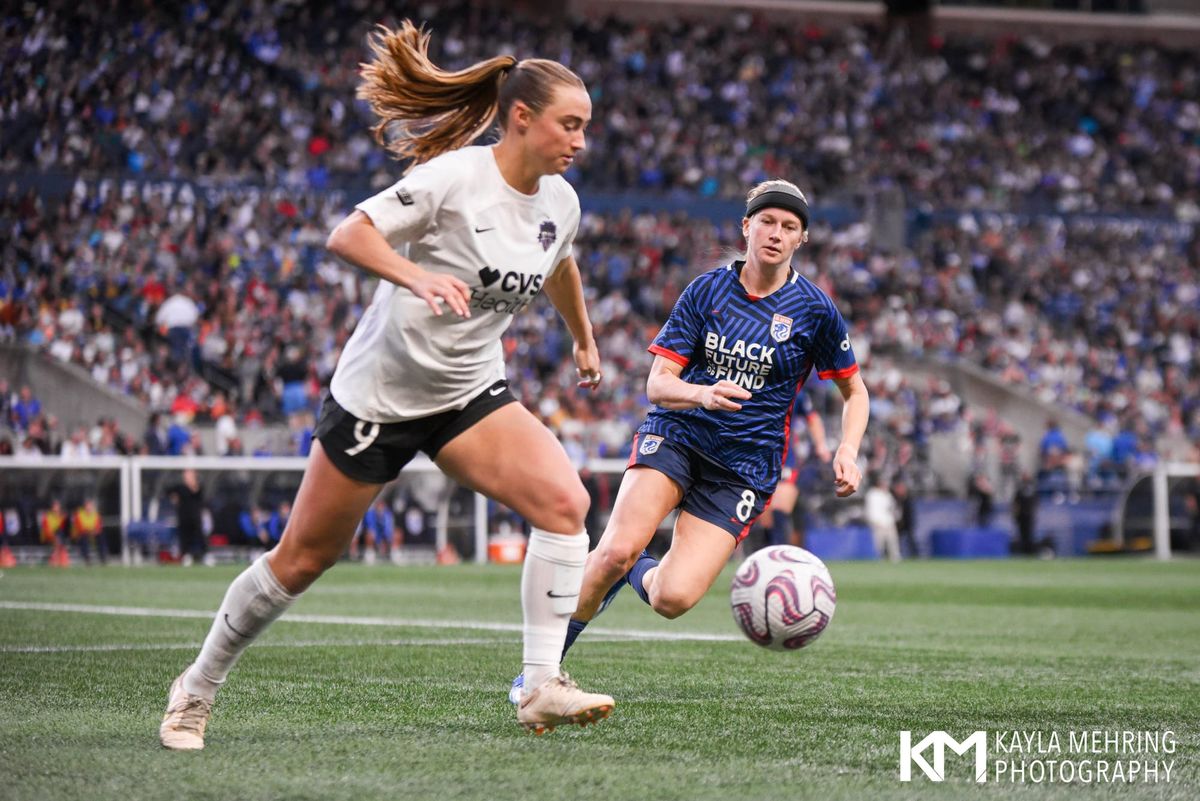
[330,146,579,422]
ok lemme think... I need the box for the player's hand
[700,380,751,412]
[409,269,472,318]
[815,445,833,464]
[832,446,861,497]
[574,338,602,390]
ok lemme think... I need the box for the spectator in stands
[169,470,206,566]
[1,507,18,563]
[360,498,395,564]
[288,411,314,458]
[968,471,995,528]
[1012,472,1039,556]
[39,499,68,565]
[13,385,41,431]
[260,500,290,548]
[892,475,917,557]
[71,498,105,565]
[213,395,239,456]
[166,413,194,456]
[1111,415,1141,472]
[239,506,268,551]
[60,426,91,459]
[0,379,13,430]
[144,412,169,456]
[864,476,901,563]
[1084,415,1117,482]
[22,418,52,455]
[43,415,63,455]
[156,284,201,370]
[1039,419,1070,472]
[16,433,43,457]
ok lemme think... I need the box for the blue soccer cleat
[508,673,525,705]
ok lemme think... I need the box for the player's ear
[510,100,533,134]
[801,230,809,244]
[742,216,751,239]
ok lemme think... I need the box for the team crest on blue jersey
[771,313,793,343]
[639,434,664,456]
[538,220,557,251]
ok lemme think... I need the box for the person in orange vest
[72,498,106,565]
[40,499,69,567]
[0,507,18,567]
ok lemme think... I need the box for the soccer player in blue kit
[511,179,869,699]
[764,389,831,547]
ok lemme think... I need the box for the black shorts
[627,433,768,543]
[314,380,517,484]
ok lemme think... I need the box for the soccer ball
[730,545,836,651]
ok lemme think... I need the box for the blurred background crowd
[2,0,1198,557]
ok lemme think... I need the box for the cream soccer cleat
[516,673,614,735]
[159,671,213,750]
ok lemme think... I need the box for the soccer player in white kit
[160,22,613,747]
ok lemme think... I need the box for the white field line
[0,600,742,643]
[0,635,648,655]
[1,637,507,654]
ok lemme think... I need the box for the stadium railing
[0,455,635,566]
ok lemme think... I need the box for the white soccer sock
[522,528,588,692]
[183,553,298,701]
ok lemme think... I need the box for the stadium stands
[2,1,1198,553]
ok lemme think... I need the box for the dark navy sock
[561,617,588,661]
[767,509,790,546]
[627,550,659,606]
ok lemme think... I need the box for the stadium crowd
[2,1,1198,496]
[3,1,1200,215]
[3,182,1196,481]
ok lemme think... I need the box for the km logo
[900,731,987,782]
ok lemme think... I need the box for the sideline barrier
[806,526,877,561]
[930,527,1010,559]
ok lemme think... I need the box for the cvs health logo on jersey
[471,265,544,315]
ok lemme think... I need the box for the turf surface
[0,558,1197,800]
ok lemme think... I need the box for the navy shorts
[315,381,517,484]
[627,433,768,543]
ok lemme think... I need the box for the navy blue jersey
[639,262,858,496]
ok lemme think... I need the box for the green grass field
[1,558,1197,801]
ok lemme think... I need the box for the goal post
[1152,461,1200,561]
[0,456,132,563]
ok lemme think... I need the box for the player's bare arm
[830,371,868,497]
[326,210,472,318]
[543,255,601,388]
[646,355,751,411]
